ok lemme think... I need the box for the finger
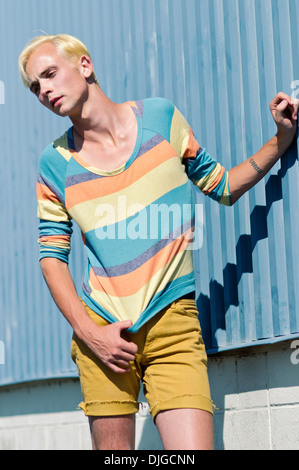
[274,91,293,105]
[117,320,133,331]
[116,322,138,352]
[119,342,138,361]
[270,92,293,112]
[292,98,299,120]
[110,355,135,373]
[104,351,132,373]
[110,363,131,374]
[116,346,137,362]
[275,99,289,112]
[284,101,298,122]
[273,97,297,123]
[114,357,132,368]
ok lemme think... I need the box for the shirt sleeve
[36,143,73,263]
[170,105,232,206]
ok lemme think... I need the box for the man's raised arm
[228,92,298,204]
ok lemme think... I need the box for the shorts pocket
[175,299,199,317]
[174,300,202,335]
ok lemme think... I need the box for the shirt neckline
[66,101,142,177]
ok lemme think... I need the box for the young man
[19,34,298,450]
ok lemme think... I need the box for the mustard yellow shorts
[71,297,213,421]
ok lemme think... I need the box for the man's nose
[40,81,52,98]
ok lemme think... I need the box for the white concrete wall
[210,339,299,450]
[0,409,163,450]
[0,339,298,450]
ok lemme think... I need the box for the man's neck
[69,85,137,159]
[70,85,128,147]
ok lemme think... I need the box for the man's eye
[32,84,40,95]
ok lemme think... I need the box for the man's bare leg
[155,408,214,450]
[89,414,136,450]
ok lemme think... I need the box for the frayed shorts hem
[78,400,139,417]
[78,393,214,420]
[150,394,214,421]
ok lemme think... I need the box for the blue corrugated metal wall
[0,0,299,386]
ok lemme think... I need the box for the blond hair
[19,33,99,87]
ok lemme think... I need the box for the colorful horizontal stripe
[37,98,231,331]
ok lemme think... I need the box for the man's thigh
[141,298,214,420]
[155,408,214,450]
[89,414,136,450]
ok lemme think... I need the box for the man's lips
[50,96,63,108]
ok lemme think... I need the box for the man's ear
[78,55,94,80]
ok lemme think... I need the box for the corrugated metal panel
[0,0,299,386]
[193,0,299,352]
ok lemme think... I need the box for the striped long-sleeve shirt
[37,98,231,332]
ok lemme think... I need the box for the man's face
[26,42,89,117]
